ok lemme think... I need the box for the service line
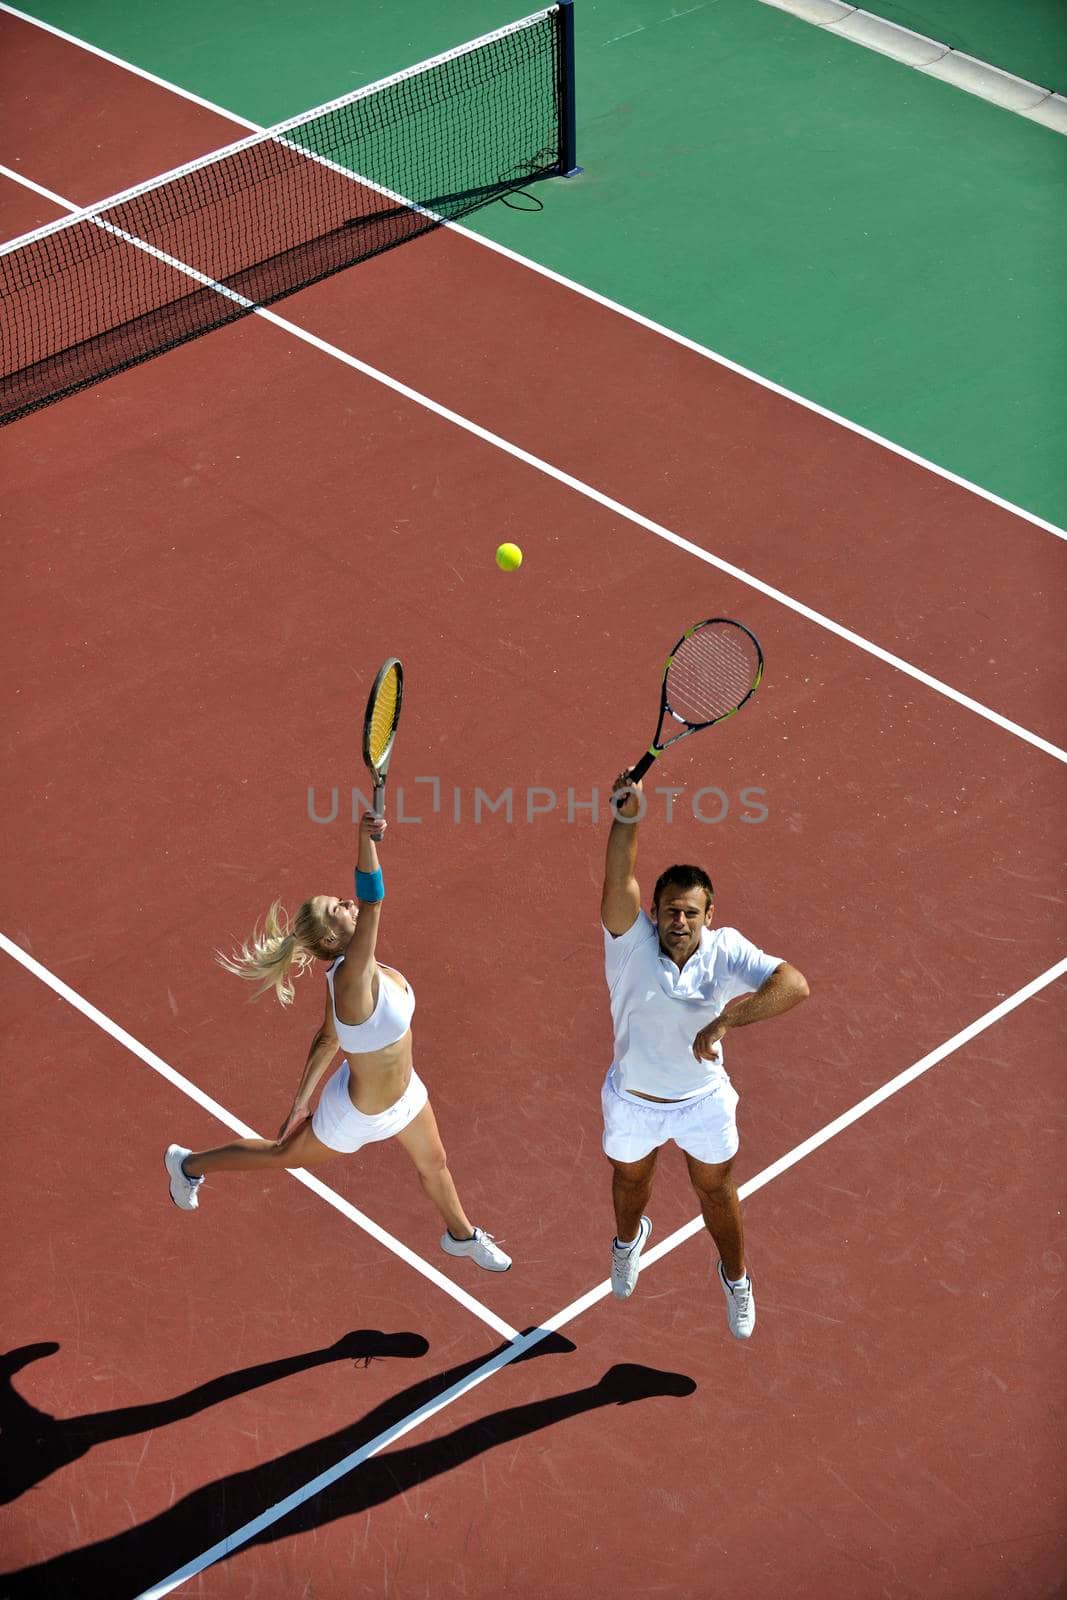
[1,159,1064,768]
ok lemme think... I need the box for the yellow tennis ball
[495,542,523,571]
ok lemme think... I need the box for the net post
[557,1,581,176]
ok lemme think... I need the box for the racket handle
[625,751,656,784]
[372,782,385,819]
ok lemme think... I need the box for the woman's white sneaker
[717,1261,755,1339]
[440,1228,512,1272]
[165,1145,204,1211]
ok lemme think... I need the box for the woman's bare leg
[394,1103,474,1238]
[182,1122,342,1178]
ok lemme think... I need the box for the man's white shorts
[312,1062,428,1154]
[601,1067,740,1165]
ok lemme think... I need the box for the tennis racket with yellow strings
[625,619,763,782]
[362,657,404,824]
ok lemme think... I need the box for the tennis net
[0,3,577,426]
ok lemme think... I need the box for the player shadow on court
[0,1330,428,1506]
[1,1331,697,1599]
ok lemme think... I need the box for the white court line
[137,952,1067,1597]
[0,14,1060,1586]
[0,1,266,130]
[3,167,1065,768]
[163,308,1067,769]
[137,1325,551,1599]
[0,163,75,208]
[758,0,1067,135]
[1,0,1065,544]
[0,931,520,1344]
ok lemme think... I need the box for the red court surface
[2,11,1065,1600]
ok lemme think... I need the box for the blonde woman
[164,812,510,1272]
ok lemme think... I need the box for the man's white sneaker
[165,1145,204,1211]
[440,1228,511,1272]
[717,1261,755,1339]
[611,1215,652,1300]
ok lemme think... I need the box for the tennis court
[1,3,1064,1597]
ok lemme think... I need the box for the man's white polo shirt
[604,909,783,1101]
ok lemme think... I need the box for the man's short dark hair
[653,865,714,911]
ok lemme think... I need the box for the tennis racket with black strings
[625,619,763,783]
[362,657,404,832]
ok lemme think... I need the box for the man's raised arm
[601,774,643,937]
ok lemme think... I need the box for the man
[600,774,809,1339]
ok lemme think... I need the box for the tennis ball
[495,542,523,572]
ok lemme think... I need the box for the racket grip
[625,751,656,784]
[372,782,385,819]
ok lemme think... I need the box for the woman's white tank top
[325,956,415,1054]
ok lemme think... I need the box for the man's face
[654,883,714,967]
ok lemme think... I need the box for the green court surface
[11,0,1067,530]
[846,0,1067,93]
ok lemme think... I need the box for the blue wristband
[355,867,384,903]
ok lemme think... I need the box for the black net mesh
[1,8,564,424]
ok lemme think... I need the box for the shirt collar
[656,926,712,998]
